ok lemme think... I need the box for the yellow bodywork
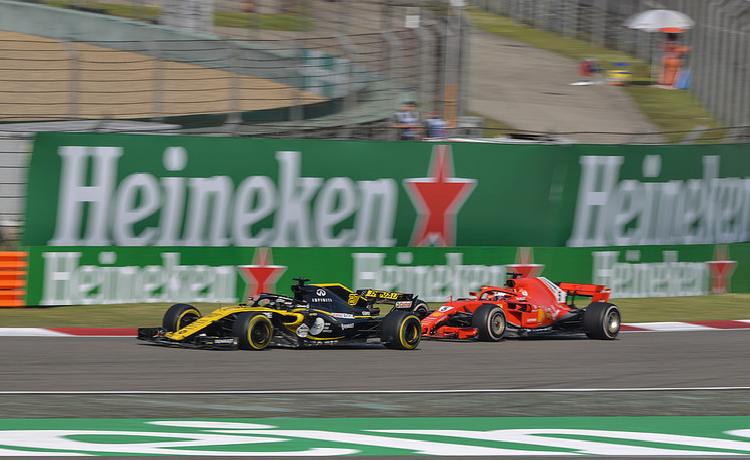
[166,305,306,341]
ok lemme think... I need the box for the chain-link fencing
[469,0,750,136]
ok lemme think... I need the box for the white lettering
[49,146,122,246]
[592,250,708,298]
[272,151,322,246]
[315,177,356,246]
[232,176,276,246]
[47,146,399,247]
[113,174,160,245]
[353,252,506,301]
[569,155,750,247]
[39,252,236,305]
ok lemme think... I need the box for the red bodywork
[422,276,611,339]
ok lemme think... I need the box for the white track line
[0,328,70,337]
[2,387,750,395]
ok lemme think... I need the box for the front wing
[137,327,238,350]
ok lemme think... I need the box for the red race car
[421,273,620,341]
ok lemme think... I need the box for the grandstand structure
[0,0,461,138]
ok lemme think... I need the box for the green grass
[214,12,312,31]
[1,294,748,328]
[465,9,727,143]
[42,1,312,31]
[44,1,160,21]
[465,110,517,135]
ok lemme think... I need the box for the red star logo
[237,247,286,301]
[706,245,737,294]
[403,145,476,246]
[506,247,545,278]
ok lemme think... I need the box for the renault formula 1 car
[421,273,620,341]
[138,278,423,350]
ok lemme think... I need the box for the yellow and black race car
[137,278,423,350]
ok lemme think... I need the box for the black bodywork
[138,278,424,350]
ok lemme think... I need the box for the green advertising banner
[3,417,750,456]
[26,243,748,305]
[23,132,750,248]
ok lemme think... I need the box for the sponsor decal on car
[330,313,355,319]
[308,318,325,335]
[296,323,310,338]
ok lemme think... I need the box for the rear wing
[356,289,415,303]
[557,282,611,303]
[355,289,425,313]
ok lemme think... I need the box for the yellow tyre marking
[247,315,273,350]
[398,315,420,349]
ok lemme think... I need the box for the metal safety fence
[468,0,750,132]
[1,0,465,136]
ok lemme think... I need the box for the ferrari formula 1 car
[137,278,423,350]
[421,273,620,341]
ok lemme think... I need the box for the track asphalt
[1,320,749,336]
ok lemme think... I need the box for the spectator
[659,33,691,88]
[424,109,449,138]
[392,101,422,140]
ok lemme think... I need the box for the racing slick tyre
[583,302,621,340]
[162,303,202,332]
[233,312,274,350]
[472,304,506,342]
[381,310,421,350]
[412,301,431,319]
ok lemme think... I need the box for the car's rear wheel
[162,303,201,332]
[472,304,506,342]
[584,302,621,339]
[381,310,421,350]
[233,312,274,350]
[412,301,431,319]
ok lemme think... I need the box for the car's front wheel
[233,312,274,350]
[584,302,621,339]
[472,304,506,342]
[162,303,201,332]
[381,310,421,350]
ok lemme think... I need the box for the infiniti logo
[316,289,327,296]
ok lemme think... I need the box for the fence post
[413,25,435,112]
[221,40,242,136]
[738,21,750,128]
[380,30,402,140]
[705,7,722,119]
[61,39,79,119]
[143,38,163,123]
[290,42,303,127]
[335,34,359,112]
[592,0,606,47]
[441,2,463,127]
